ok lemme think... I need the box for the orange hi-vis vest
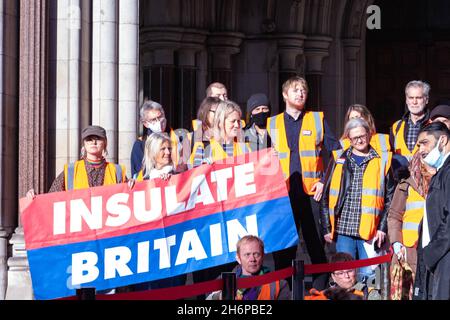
[236,281,281,300]
[333,133,391,160]
[267,111,324,195]
[402,186,425,248]
[328,150,392,240]
[63,160,126,190]
[188,138,250,168]
[391,120,418,161]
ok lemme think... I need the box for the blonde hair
[282,76,309,96]
[342,104,376,139]
[142,132,172,179]
[236,235,264,256]
[213,100,242,143]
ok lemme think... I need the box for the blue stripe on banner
[405,201,424,211]
[28,196,298,300]
[402,222,419,231]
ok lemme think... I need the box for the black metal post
[222,272,236,300]
[76,288,96,300]
[292,260,305,300]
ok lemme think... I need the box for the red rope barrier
[57,250,393,300]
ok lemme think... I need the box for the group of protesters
[25,76,450,300]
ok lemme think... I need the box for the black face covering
[250,111,270,128]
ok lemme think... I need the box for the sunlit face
[224,111,241,141]
[142,109,167,132]
[236,240,264,276]
[348,126,370,153]
[209,87,228,101]
[83,136,106,158]
[155,141,172,169]
[282,83,308,110]
[433,117,450,130]
[348,110,362,120]
[331,269,357,289]
[417,132,441,159]
[251,106,270,115]
[405,86,428,116]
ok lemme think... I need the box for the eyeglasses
[333,270,356,277]
[349,134,368,144]
[144,116,165,125]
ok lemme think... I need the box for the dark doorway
[366,0,450,133]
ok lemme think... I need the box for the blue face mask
[423,136,445,169]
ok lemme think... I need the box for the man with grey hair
[321,118,396,281]
[390,80,431,162]
[130,100,173,176]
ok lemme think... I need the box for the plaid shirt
[406,115,426,152]
[336,148,378,237]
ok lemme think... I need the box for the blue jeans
[335,234,374,281]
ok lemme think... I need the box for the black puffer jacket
[320,149,396,237]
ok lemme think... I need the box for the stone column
[118,0,139,172]
[304,36,332,110]
[207,32,244,98]
[92,0,118,162]
[342,38,364,108]
[277,34,306,113]
[6,0,50,300]
[0,0,19,300]
[51,0,82,176]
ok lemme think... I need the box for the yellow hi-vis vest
[328,151,392,240]
[63,160,126,190]
[267,111,324,195]
[391,120,418,161]
[402,186,424,248]
[188,138,250,167]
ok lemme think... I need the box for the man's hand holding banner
[22,149,298,299]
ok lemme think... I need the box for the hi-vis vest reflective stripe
[236,281,281,300]
[169,129,181,166]
[267,112,324,195]
[402,186,425,248]
[392,120,418,161]
[188,138,250,168]
[328,151,392,240]
[333,133,391,160]
[133,170,144,182]
[64,160,126,190]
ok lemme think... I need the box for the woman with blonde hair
[129,131,187,290]
[190,100,250,166]
[133,132,174,181]
[336,104,390,156]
